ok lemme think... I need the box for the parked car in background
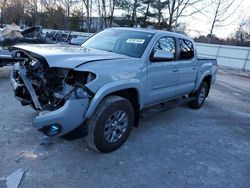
[70,36,89,45]
[10,28,217,153]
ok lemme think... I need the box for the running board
[140,96,195,118]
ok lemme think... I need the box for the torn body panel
[10,50,95,137]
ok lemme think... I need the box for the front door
[145,36,179,105]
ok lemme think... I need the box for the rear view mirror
[150,49,174,62]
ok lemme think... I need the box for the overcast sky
[74,0,249,38]
[184,0,250,38]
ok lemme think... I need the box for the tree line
[0,0,204,31]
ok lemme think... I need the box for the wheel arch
[85,80,142,127]
[202,75,212,96]
[109,88,140,127]
[194,71,212,95]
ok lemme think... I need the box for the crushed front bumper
[10,63,90,138]
[34,98,89,137]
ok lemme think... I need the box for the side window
[150,36,176,62]
[179,39,194,60]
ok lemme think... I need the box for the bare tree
[208,0,241,38]
[24,0,39,25]
[142,0,153,27]
[94,0,118,29]
[94,0,108,28]
[102,0,108,27]
[40,0,66,29]
[82,0,93,32]
[131,0,138,26]
[165,0,204,31]
[116,0,133,18]
[151,0,168,29]
[41,0,58,28]
[1,0,25,25]
[0,0,8,24]
[235,18,250,45]
[109,0,117,27]
[60,0,79,29]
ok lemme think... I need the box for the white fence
[196,43,250,71]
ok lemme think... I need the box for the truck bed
[197,57,217,66]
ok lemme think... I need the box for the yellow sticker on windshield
[126,39,145,44]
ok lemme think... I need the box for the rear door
[175,38,198,96]
[145,36,179,105]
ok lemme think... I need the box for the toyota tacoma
[10,28,217,153]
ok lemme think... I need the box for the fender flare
[194,70,212,92]
[85,80,143,118]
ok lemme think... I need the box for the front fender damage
[10,51,95,139]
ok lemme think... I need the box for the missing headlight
[65,70,96,86]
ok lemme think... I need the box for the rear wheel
[188,82,208,109]
[86,95,134,153]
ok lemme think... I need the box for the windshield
[82,29,154,58]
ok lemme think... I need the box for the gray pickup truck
[10,28,217,153]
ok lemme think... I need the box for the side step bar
[140,96,195,118]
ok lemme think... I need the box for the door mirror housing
[150,49,174,62]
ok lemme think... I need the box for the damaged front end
[10,50,95,137]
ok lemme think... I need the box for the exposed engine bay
[11,50,95,111]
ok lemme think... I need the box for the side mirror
[150,49,174,62]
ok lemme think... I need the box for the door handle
[192,66,198,70]
[172,68,179,72]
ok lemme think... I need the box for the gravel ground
[0,66,250,188]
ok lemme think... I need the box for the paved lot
[0,67,250,188]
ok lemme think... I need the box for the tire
[188,82,208,109]
[86,95,134,153]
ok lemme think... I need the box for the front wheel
[86,95,134,153]
[188,82,208,109]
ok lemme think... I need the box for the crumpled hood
[13,44,128,69]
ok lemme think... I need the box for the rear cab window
[179,39,194,60]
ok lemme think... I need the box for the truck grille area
[10,50,93,112]
[10,61,65,111]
